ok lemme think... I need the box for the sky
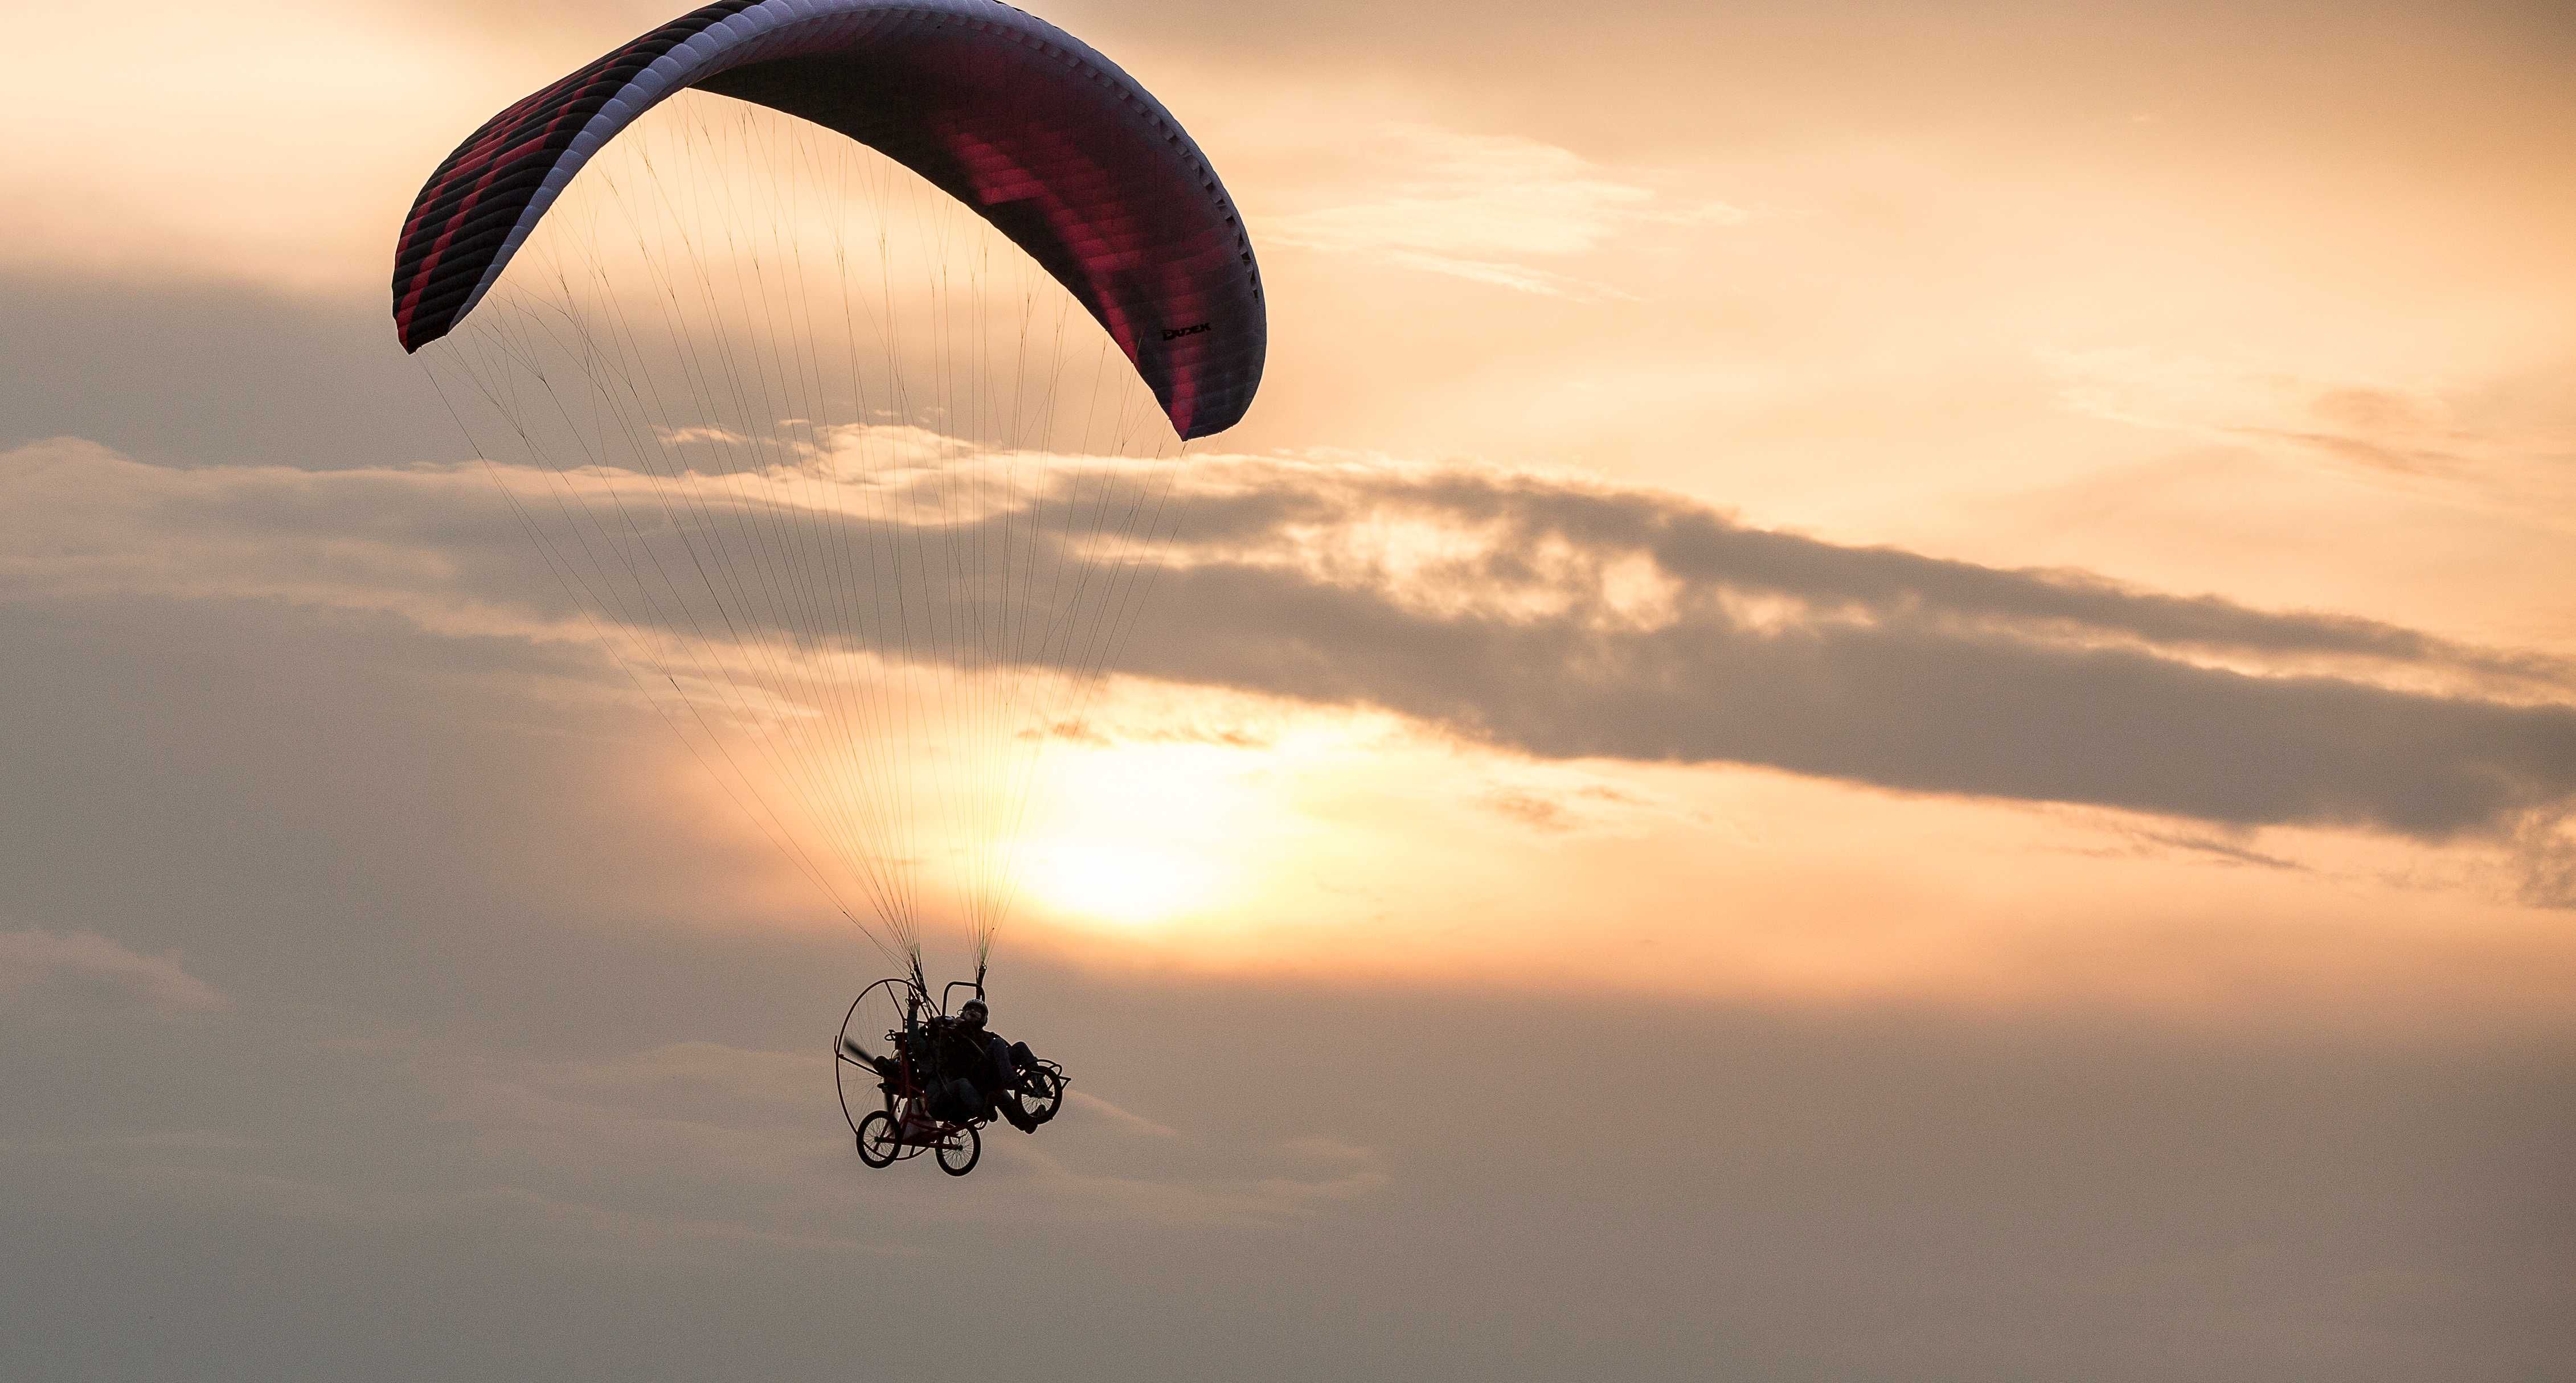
[3,1,2573,1378]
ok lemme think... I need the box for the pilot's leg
[996,1089,1038,1133]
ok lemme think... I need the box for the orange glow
[1017,840,1216,930]
[17,0,2569,1036]
[1006,729,1271,932]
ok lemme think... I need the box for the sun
[1019,839,1213,929]
[1004,736,1258,930]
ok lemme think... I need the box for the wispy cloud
[0,927,228,1016]
[2045,347,2576,495]
[1066,1089,1180,1139]
[992,1135,1391,1230]
[1264,125,1744,299]
[429,1037,1383,1234]
[456,1185,904,1265]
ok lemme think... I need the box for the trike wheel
[855,1111,901,1168]
[935,1123,981,1176]
[1019,1068,1064,1125]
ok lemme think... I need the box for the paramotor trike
[834,976,1067,1177]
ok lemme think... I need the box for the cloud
[1066,1089,1181,1139]
[1100,457,2576,846]
[2046,347,2576,493]
[1107,458,2576,839]
[990,1135,1391,1230]
[115,1163,429,1226]
[11,438,2576,856]
[0,273,459,473]
[1482,788,1576,832]
[1263,125,1744,299]
[456,1185,902,1266]
[2507,811,2576,909]
[2041,812,2311,872]
[1474,774,1686,838]
[1256,1136,1391,1205]
[427,1035,1382,1234]
[0,928,228,1016]
[437,1041,832,1191]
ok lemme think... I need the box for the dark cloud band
[11,442,2572,843]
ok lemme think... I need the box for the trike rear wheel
[1019,1067,1064,1125]
[935,1123,981,1176]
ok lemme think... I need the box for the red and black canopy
[392,0,1265,438]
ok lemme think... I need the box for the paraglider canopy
[394,0,1265,975]
[392,0,1266,438]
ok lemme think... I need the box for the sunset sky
[4,2,2571,1378]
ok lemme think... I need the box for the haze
[3,1,2571,1378]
